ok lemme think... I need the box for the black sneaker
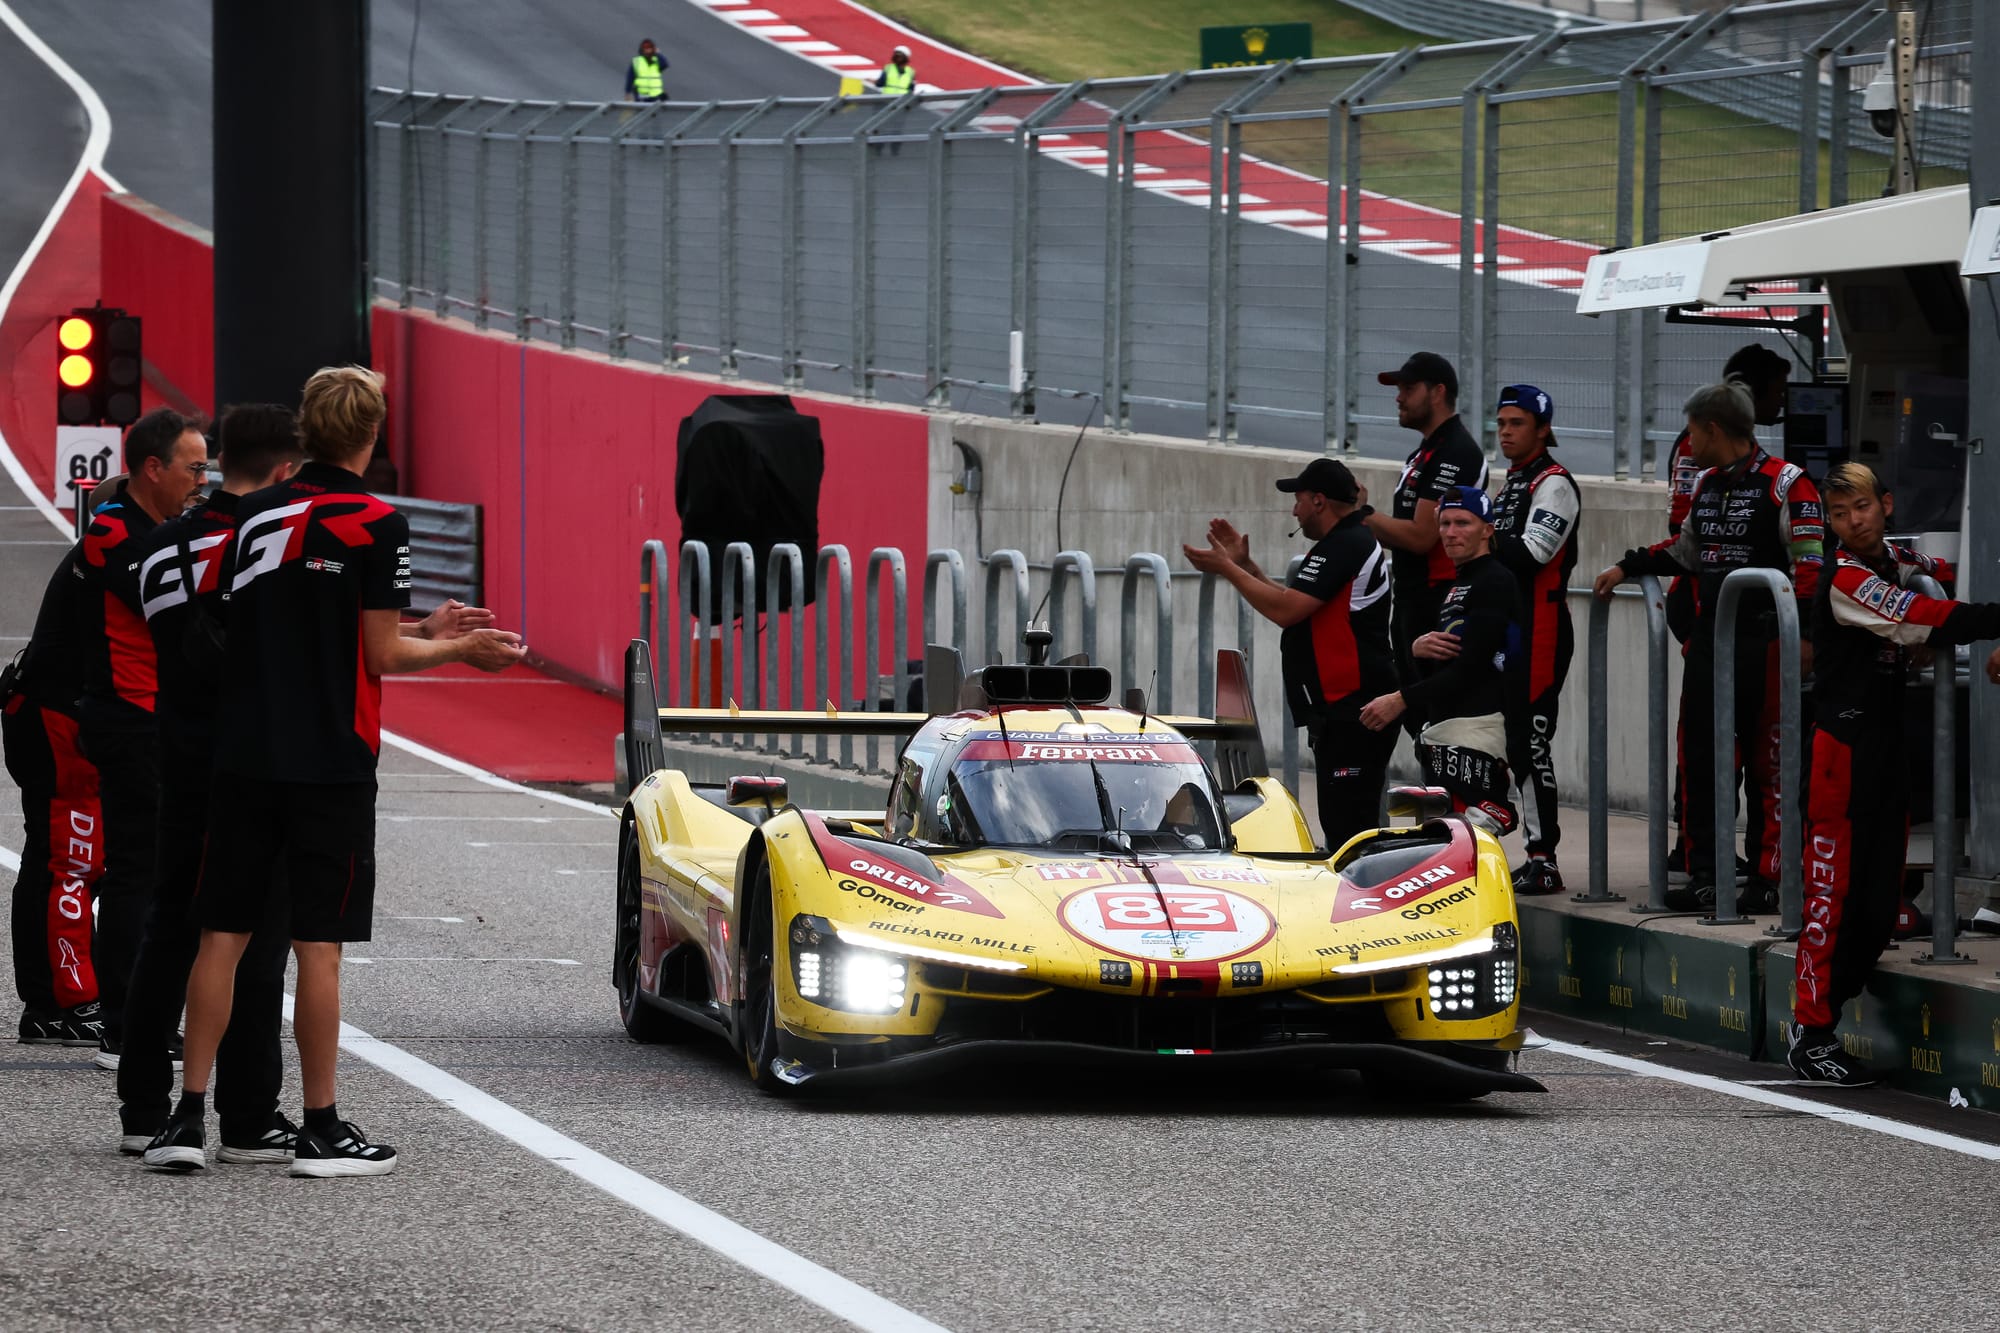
[141,1112,208,1172]
[98,1032,184,1073]
[1663,877,1716,913]
[1511,859,1565,896]
[1786,1022,1876,1088]
[1736,878,1778,914]
[218,1113,299,1165]
[19,1002,103,1046]
[118,1125,160,1157]
[290,1120,398,1178]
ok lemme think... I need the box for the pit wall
[929,414,1677,812]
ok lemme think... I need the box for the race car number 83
[1097,891,1236,931]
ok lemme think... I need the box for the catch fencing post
[1708,568,1803,931]
[1107,73,1185,431]
[1009,82,1090,420]
[927,90,997,405]
[470,99,521,331]
[426,98,480,317]
[983,550,1032,664]
[1119,554,1174,713]
[815,545,855,768]
[513,103,566,339]
[1909,573,1970,965]
[781,99,843,387]
[1048,551,1098,664]
[864,548,909,773]
[851,92,920,400]
[608,102,665,358]
[397,93,443,309]
[559,105,612,350]
[662,103,720,366]
[1208,62,1294,443]
[718,98,778,377]
[1330,51,1416,453]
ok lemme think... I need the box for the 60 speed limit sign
[55,425,120,507]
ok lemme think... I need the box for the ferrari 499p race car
[614,638,1542,1100]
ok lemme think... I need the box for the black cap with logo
[1275,457,1359,502]
[1376,351,1459,401]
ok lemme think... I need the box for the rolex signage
[1199,22,1311,69]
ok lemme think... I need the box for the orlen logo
[1331,859,1465,923]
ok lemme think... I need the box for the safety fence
[1585,565,1973,961]
[369,0,1973,479]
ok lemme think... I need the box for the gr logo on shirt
[138,531,232,619]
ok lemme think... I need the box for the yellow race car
[614,639,1541,1100]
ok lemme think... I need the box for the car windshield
[948,750,1225,851]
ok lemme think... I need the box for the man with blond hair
[146,367,526,1176]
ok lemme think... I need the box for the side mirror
[1385,785,1452,822]
[726,775,789,808]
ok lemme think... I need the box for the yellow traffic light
[58,316,94,351]
[58,354,94,388]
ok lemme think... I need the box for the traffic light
[54,305,142,428]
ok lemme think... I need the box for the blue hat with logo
[1497,383,1553,425]
[1437,485,1493,522]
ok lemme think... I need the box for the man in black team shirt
[76,410,210,1068]
[116,405,304,1158]
[1488,385,1580,895]
[146,368,524,1177]
[1363,353,1489,726]
[1184,457,1395,850]
[1359,486,1522,836]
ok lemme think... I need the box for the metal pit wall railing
[371,1,1974,480]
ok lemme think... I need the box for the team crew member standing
[1488,385,1580,896]
[76,410,210,1067]
[1788,464,2000,1086]
[1360,487,1522,835]
[6,548,104,1045]
[1183,458,1395,849]
[147,368,525,1176]
[1364,352,1488,714]
[1595,382,1823,913]
[116,406,304,1158]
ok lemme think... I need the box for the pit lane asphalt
[6,14,2000,1331]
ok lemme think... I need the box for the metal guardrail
[1908,573,1969,967]
[368,0,1973,477]
[1709,567,1804,932]
[1582,576,1669,909]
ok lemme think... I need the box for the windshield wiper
[944,768,986,848]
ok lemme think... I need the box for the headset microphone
[1288,526,1300,538]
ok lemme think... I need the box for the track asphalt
[3,9,1999,1330]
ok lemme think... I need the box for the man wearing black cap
[1184,457,1395,849]
[1364,353,1488,721]
[1489,385,1580,896]
[1360,486,1521,836]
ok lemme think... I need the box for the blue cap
[1438,485,1493,522]
[1497,383,1553,425]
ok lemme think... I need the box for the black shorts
[197,774,377,943]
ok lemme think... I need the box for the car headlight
[1426,922,1517,1020]
[789,914,908,1014]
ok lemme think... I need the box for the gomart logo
[1059,887,1274,963]
[1331,859,1468,922]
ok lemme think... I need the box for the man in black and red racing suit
[1787,463,2000,1087]
[1489,384,1579,896]
[1596,381,1822,914]
[1663,345,1791,874]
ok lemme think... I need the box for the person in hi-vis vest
[625,38,668,102]
[876,44,915,95]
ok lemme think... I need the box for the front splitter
[770,1038,1545,1096]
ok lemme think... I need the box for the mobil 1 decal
[1058,885,1274,963]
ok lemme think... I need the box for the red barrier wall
[99,194,214,415]
[371,306,932,694]
[0,172,111,503]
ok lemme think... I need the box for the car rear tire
[615,829,686,1044]
[737,864,795,1096]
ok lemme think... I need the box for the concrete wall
[930,412,1681,812]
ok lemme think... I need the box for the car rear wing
[622,637,1269,786]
